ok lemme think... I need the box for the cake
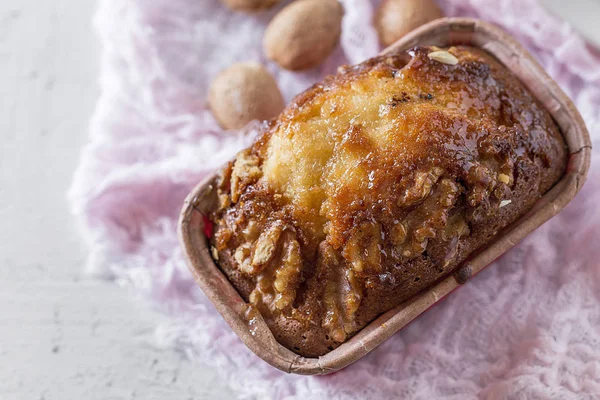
[208,46,568,357]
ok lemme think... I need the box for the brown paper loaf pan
[178,18,591,375]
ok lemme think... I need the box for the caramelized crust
[209,46,567,357]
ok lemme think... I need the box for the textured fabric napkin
[69,0,600,398]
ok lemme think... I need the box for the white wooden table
[0,1,232,398]
[2,1,598,399]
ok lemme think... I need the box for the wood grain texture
[0,1,232,399]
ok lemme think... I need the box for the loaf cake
[208,46,567,357]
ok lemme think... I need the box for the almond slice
[499,199,512,208]
[428,50,459,65]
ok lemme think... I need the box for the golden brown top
[210,46,567,356]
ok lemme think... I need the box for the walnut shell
[221,0,280,12]
[375,0,444,47]
[208,62,284,130]
[263,0,343,71]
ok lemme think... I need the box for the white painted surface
[1,1,598,399]
[0,1,233,399]
[541,0,600,48]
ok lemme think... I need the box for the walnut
[234,244,253,274]
[273,235,302,310]
[241,227,305,314]
[466,164,496,207]
[401,167,444,206]
[342,268,362,319]
[251,222,283,270]
[344,221,383,273]
[230,149,262,203]
[249,275,278,314]
[242,220,260,241]
[322,263,363,342]
[398,177,462,259]
[390,221,408,245]
[218,194,230,210]
[323,279,346,342]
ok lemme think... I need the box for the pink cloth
[69,0,600,398]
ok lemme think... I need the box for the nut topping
[428,50,458,65]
